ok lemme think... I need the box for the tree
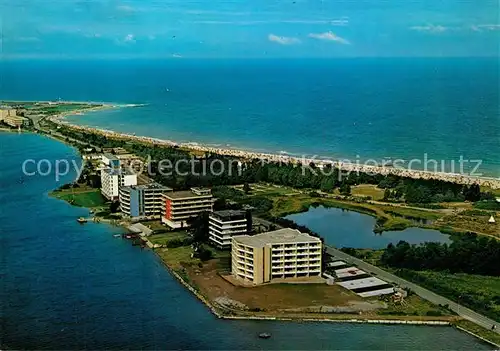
[243,182,252,194]
[109,201,120,213]
[339,183,351,196]
[187,212,210,243]
[383,189,391,201]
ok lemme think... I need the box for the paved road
[326,246,500,333]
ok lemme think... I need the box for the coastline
[49,105,500,189]
[39,129,499,346]
[5,115,498,347]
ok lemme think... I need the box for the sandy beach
[48,105,500,190]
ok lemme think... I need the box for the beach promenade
[48,112,500,190]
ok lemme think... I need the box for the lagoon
[286,206,452,249]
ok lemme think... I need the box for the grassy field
[148,231,189,246]
[351,184,385,200]
[392,270,500,322]
[454,320,500,346]
[155,245,197,270]
[50,188,106,208]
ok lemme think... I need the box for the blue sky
[2,0,499,58]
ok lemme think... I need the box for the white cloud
[410,25,447,33]
[194,18,348,26]
[116,5,135,12]
[268,34,301,45]
[116,34,136,44]
[470,24,500,32]
[283,18,349,26]
[308,31,350,44]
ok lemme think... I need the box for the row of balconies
[271,268,321,274]
[166,206,213,215]
[209,216,247,226]
[272,242,321,250]
[271,261,321,268]
[209,221,247,229]
[209,227,247,236]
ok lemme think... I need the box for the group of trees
[380,233,500,276]
[54,126,495,205]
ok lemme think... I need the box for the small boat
[258,333,271,339]
[113,234,121,238]
[77,217,87,224]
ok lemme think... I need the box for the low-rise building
[100,168,137,201]
[0,109,30,128]
[120,183,173,219]
[101,153,120,169]
[231,228,322,285]
[161,187,214,228]
[208,210,252,249]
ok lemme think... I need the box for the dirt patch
[187,260,364,312]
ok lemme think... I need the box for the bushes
[474,200,500,211]
[166,237,193,248]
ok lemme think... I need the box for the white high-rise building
[208,210,251,249]
[100,168,137,201]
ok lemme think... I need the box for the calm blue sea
[0,133,492,349]
[1,58,499,177]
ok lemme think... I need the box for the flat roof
[103,167,136,176]
[232,228,321,248]
[358,288,395,298]
[127,182,172,191]
[162,190,212,199]
[337,277,387,290]
[335,267,367,279]
[328,261,347,267]
[103,153,119,161]
[211,210,247,219]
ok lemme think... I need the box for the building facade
[231,228,322,285]
[120,183,172,219]
[101,153,120,169]
[0,109,29,127]
[161,188,214,228]
[208,210,252,249]
[100,168,137,201]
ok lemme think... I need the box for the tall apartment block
[161,187,214,228]
[100,168,137,201]
[120,183,172,220]
[231,228,322,285]
[208,210,252,249]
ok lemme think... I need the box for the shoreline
[8,123,497,347]
[48,104,500,189]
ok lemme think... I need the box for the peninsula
[2,100,499,347]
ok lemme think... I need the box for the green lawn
[155,245,197,269]
[393,270,500,322]
[51,188,106,208]
[148,231,189,246]
[352,184,385,200]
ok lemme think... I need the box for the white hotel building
[208,210,251,249]
[161,188,214,228]
[100,168,137,201]
[231,228,322,285]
